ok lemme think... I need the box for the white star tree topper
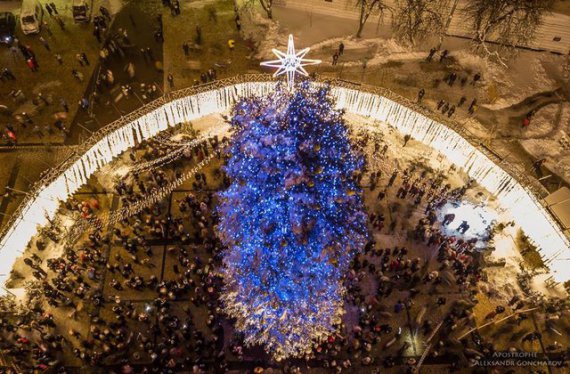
[260,34,321,89]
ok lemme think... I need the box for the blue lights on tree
[218,82,368,360]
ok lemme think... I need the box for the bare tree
[392,0,450,46]
[244,0,274,19]
[392,0,449,45]
[464,0,554,61]
[259,0,274,19]
[356,0,389,38]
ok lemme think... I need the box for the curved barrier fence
[0,75,568,293]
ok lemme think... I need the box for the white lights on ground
[438,201,498,246]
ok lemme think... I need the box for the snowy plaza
[0,0,569,373]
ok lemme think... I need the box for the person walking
[235,16,241,31]
[72,69,84,82]
[76,53,85,66]
[338,42,345,56]
[182,42,189,56]
[37,92,49,105]
[522,116,531,128]
[93,26,102,43]
[55,16,65,30]
[437,99,445,110]
[80,52,90,66]
[173,0,181,15]
[168,73,174,88]
[426,47,437,61]
[2,68,16,80]
[532,158,546,175]
[332,52,339,66]
[60,98,69,112]
[27,57,38,72]
[106,69,114,85]
[125,62,135,79]
[100,6,111,20]
[417,88,425,103]
[5,127,17,144]
[10,45,18,62]
[439,49,448,63]
[458,96,466,107]
[468,98,477,115]
[79,97,89,109]
[209,7,218,22]
[195,25,202,45]
[472,72,481,85]
[39,36,50,51]
[42,20,52,36]
[145,47,154,61]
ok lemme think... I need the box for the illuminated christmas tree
[218,82,368,360]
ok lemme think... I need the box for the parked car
[73,0,92,23]
[0,12,16,44]
[20,0,43,35]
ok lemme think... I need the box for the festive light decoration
[217,82,368,360]
[130,127,227,175]
[260,35,321,89]
[1,78,569,294]
[66,141,227,241]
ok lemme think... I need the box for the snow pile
[240,10,284,59]
[519,103,559,139]
[484,58,558,110]
[310,36,408,54]
[184,0,218,9]
[324,37,423,67]
[452,50,514,108]
[452,50,493,77]
[520,103,570,183]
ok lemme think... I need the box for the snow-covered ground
[520,103,570,183]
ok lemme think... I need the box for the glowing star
[260,34,321,89]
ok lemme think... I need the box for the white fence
[0,76,568,294]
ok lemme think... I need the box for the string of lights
[218,82,368,360]
[129,133,220,176]
[66,143,225,242]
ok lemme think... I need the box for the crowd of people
[0,3,567,372]
[417,48,482,119]
[0,1,169,146]
[0,123,566,373]
[0,3,120,145]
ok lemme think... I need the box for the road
[68,0,164,144]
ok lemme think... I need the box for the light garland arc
[0,75,569,294]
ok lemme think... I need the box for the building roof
[545,187,570,233]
